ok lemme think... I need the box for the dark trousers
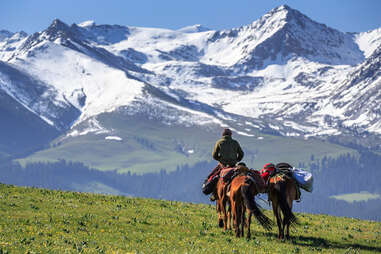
[207,163,225,181]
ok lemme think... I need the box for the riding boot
[209,190,217,201]
[226,183,232,198]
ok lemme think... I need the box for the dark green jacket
[212,135,244,166]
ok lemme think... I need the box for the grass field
[330,192,381,203]
[0,184,380,253]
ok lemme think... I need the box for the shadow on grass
[253,232,381,252]
[292,235,381,252]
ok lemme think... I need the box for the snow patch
[78,20,96,27]
[177,24,211,33]
[105,136,123,141]
[67,118,109,137]
[355,28,381,58]
[236,131,255,137]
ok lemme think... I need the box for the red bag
[260,163,275,183]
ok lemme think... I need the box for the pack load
[202,174,219,195]
[275,162,313,194]
[291,168,313,192]
[260,163,276,183]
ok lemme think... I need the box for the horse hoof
[218,219,224,228]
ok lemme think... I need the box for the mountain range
[1,5,380,173]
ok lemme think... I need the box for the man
[207,128,244,201]
[212,128,244,167]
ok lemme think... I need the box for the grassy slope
[17,113,357,174]
[0,184,380,254]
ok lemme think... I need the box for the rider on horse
[208,128,244,200]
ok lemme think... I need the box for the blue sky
[1,0,380,34]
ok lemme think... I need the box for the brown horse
[216,176,231,230]
[268,173,299,239]
[229,170,273,238]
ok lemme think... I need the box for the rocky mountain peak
[50,19,69,29]
[44,19,73,40]
[236,5,364,68]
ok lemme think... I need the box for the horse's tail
[241,182,273,231]
[278,180,298,226]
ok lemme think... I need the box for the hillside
[18,116,356,173]
[0,184,380,253]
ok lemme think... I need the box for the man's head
[222,128,232,136]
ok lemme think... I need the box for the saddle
[221,164,249,184]
[224,165,260,197]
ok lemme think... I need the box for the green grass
[0,184,380,253]
[17,112,358,174]
[330,192,381,203]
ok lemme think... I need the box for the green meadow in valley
[0,184,380,253]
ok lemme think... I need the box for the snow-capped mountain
[1,4,381,158]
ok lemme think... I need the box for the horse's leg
[236,202,242,237]
[227,201,232,231]
[240,204,245,238]
[272,195,283,239]
[222,197,228,231]
[239,203,245,237]
[216,197,223,228]
[282,212,288,240]
[285,190,294,240]
[246,208,252,239]
[278,207,285,239]
[285,210,291,239]
[231,198,238,236]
